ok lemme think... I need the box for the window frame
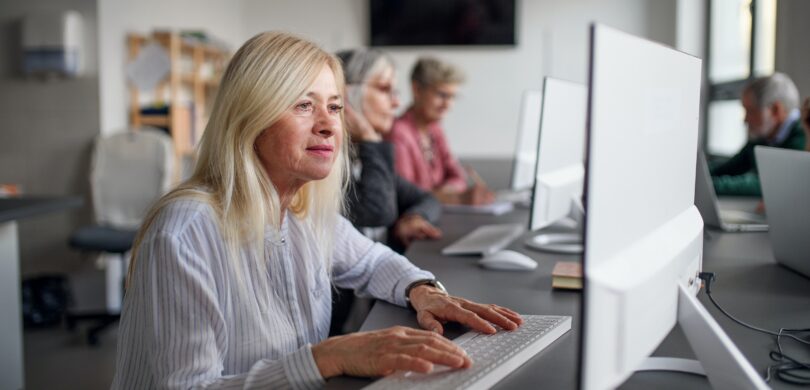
[704,0,775,155]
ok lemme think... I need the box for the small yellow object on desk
[551,261,582,290]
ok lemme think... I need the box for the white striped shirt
[112,198,434,389]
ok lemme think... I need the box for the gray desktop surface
[325,165,808,389]
[326,209,582,389]
[0,196,83,223]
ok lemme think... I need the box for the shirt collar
[770,109,800,146]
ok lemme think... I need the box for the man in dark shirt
[711,73,805,196]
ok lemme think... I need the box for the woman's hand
[393,214,443,246]
[409,285,523,335]
[344,101,382,143]
[433,185,495,206]
[460,184,495,205]
[311,326,471,378]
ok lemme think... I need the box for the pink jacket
[387,109,468,192]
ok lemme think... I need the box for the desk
[326,195,809,388]
[0,196,83,390]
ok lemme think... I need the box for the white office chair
[66,127,173,344]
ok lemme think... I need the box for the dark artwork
[370,0,516,46]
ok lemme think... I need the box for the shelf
[129,30,229,181]
[140,115,169,127]
[179,74,221,87]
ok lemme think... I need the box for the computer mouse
[478,249,538,271]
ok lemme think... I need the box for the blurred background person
[388,57,495,205]
[711,73,805,196]
[331,49,443,335]
[338,49,442,253]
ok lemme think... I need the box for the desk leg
[0,221,24,390]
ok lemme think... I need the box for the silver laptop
[695,152,768,232]
[755,146,810,278]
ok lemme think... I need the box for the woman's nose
[314,109,335,137]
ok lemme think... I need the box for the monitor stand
[634,283,768,389]
[525,197,584,254]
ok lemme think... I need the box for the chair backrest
[90,127,174,229]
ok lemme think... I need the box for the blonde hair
[127,32,349,292]
[410,56,465,87]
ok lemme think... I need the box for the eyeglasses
[432,89,456,102]
[290,100,345,117]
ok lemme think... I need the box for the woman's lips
[306,144,334,157]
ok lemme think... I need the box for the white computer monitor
[580,23,767,390]
[510,90,544,192]
[524,77,587,253]
[528,77,587,231]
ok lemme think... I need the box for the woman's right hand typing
[311,326,471,378]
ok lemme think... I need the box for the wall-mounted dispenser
[22,10,84,78]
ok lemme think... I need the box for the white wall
[97,0,245,135]
[0,0,98,275]
[776,0,810,100]
[242,0,677,158]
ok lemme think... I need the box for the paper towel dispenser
[22,10,83,78]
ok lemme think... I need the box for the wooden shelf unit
[127,31,229,160]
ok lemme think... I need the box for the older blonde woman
[112,32,522,389]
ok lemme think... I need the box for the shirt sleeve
[118,230,324,390]
[389,126,419,186]
[712,172,762,196]
[345,142,399,228]
[432,127,468,191]
[330,215,434,306]
[395,175,442,224]
[710,142,756,177]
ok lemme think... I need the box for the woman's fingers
[378,354,434,374]
[439,305,497,334]
[373,329,471,374]
[398,343,470,369]
[416,310,445,334]
[462,303,519,331]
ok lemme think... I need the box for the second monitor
[525,77,588,253]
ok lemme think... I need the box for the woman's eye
[329,104,344,114]
[294,102,314,113]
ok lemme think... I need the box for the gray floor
[24,323,117,390]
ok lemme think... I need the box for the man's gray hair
[744,72,800,111]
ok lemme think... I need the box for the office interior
[1,0,808,389]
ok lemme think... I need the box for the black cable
[698,272,810,385]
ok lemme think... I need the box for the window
[706,0,777,156]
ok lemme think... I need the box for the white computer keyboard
[363,315,572,390]
[441,223,526,256]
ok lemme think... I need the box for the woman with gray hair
[337,49,442,251]
[112,32,522,389]
[329,49,445,336]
